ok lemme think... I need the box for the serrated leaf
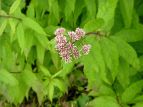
[9,19,16,38]
[121,80,143,103]
[81,37,110,88]
[48,81,54,102]
[0,19,7,36]
[34,33,49,49]
[110,36,140,69]
[100,37,119,82]
[39,65,51,77]
[84,0,96,18]
[133,102,143,107]
[84,18,104,32]
[36,44,45,64]
[64,0,75,21]
[132,95,143,103]
[97,0,118,31]
[139,55,143,71]
[115,29,143,42]
[22,17,46,35]
[9,0,21,14]
[22,64,44,104]
[119,0,134,28]
[117,60,130,89]
[48,0,59,20]
[53,78,66,92]
[0,69,18,86]
[87,96,120,107]
[27,2,35,18]
[16,23,25,52]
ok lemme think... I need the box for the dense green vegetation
[0,0,143,106]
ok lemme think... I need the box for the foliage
[0,0,143,106]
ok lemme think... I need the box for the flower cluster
[55,27,91,63]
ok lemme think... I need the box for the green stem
[52,70,63,78]
[0,15,22,21]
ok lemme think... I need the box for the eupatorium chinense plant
[55,28,91,63]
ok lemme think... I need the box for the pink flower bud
[82,44,91,55]
[60,49,71,63]
[75,28,85,39]
[54,27,91,63]
[68,31,77,42]
[72,46,80,59]
[54,28,65,35]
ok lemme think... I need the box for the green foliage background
[0,0,143,107]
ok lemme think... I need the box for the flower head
[82,44,91,55]
[54,28,65,35]
[72,46,80,59]
[68,31,77,42]
[75,28,85,39]
[54,27,91,63]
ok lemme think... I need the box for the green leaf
[0,69,18,86]
[48,0,59,20]
[53,78,66,92]
[16,23,25,52]
[9,0,21,14]
[0,19,7,36]
[132,95,143,103]
[84,0,97,18]
[84,18,104,32]
[22,65,44,104]
[34,33,49,49]
[133,102,143,107]
[48,81,54,102]
[36,44,45,64]
[139,55,143,71]
[115,29,143,42]
[26,2,35,18]
[100,37,119,82]
[9,19,16,38]
[64,0,76,21]
[82,37,110,88]
[22,17,46,35]
[53,62,74,78]
[39,65,51,77]
[87,96,120,107]
[119,0,134,28]
[97,0,118,31]
[110,36,140,69]
[121,80,143,103]
[117,60,130,89]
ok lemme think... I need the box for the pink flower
[75,28,85,39]
[82,44,91,55]
[60,49,71,63]
[54,27,91,63]
[54,28,65,35]
[55,35,67,52]
[72,46,80,59]
[68,31,77,42]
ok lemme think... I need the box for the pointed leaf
[110,36,140,69]
[119,0,134,28]
[87,96,120,107]
[22,17,46,35]
[84,18,104,32]
[100,37,119,81]
[53,78,66,92]
[9,0,21,14]
[0,69,18,86]
[121,80,143,103]
[0,19,7,36]
[97,0,118,31]
[16,23,25,52]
